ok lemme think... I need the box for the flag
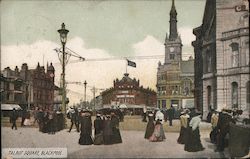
[127,59,136,68]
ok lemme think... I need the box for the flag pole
[125,58,127,74]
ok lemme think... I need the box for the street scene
[1,0,250,158]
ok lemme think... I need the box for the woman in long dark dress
[177,110,189,144]
[111,111,122,144]
[93,113,104,145]
[144,113,155,139]
[184,112,204,152]
[79,112,93,145]
[103,115,113,145]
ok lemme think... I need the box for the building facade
[1,62,55,110]
[193,0,249,118]
[157,0,195,110]
[101,73,156,107]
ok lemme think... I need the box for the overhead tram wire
[59,55,165,64]
[53,47,165,65]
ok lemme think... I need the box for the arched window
[247,81,250,105]
[232,82,238,108]
[207,86,212,108]
[230,43,239,67]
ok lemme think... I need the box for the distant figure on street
[149,119,166,142]
[210,109,219,144]
[10,108,18,130]
[103,114,113,145]
[21,109,27,127]
[23,111,32,126]
[111,110,122,144]
[79,111,93,145]
[144,112,155,139]
[215,108,235,152]
[94,112,104,145]
[142,106,147,122]
[48,110,55,134]
[184,111,204,152]
[168,105,175,126]
[177,109,190,144]
[68,107,80,132]
[37,108,44,132]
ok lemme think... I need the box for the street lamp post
[84,80,87,108]
[58,23,69,115]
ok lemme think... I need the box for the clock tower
[157,0,195,110]
[164,0,182,65]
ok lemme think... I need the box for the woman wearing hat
[149,119,166,142]
[93,112,104,145]
[177,109,189,144]
[103,113,113,145]
[184,111,204,152]
[144,112,155,139]
[111,110,122,144]
[79,111,93,145]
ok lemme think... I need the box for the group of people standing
[144,109,166,142]
[208,108,242,152]
[36,108,64,134]
[179,109,205,152]
[78,109,122,145]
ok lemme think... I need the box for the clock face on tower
[170,47,175,52]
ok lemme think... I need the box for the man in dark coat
[215,109,235,152]
[69,108,80,132]
[168,105,175,126]
[10,108,18,130]
[111,111,122,144]
[21,109,27,127]
[79,111,93,145]
[37,109,45,132]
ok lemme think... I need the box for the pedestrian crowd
[207,107,244,152]
[77,108,123,145]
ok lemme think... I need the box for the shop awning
[1,104,22,110]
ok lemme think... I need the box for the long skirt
[144,122,155,139]
[94,132,104,145]
[177,127,186,144]
[112,128,122,144]
[103,135,113,145]
[79,133,93,145]
[149,124,165,142]
[210,127,218,144]
[184,127,204,152]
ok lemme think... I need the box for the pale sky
[1,0,206,105]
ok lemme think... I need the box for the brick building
[157,0,195,110]
[192,0,249,118]
[1,62,55,110]
[101,73,156,108]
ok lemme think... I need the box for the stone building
[157,0,195,110]
[1,62,55,110]
[192,0,249,118]
[101,73,156,108]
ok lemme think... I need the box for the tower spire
[169,0,178,40]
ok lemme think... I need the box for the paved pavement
[2,126,230,158]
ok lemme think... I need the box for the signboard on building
[182,99,194,108]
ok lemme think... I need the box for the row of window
[204,41,249,73]
[207,81,250,109]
